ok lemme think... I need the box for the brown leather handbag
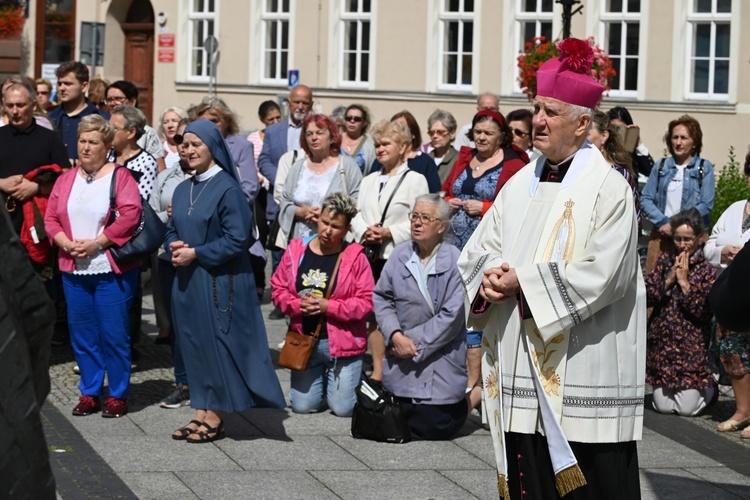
[278,250,343,371]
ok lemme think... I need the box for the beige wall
[20,0,750,167]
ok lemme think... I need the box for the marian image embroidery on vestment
[543,199,576,262]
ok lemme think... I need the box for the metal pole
[556,0,583,40]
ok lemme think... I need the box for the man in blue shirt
[47,61,109,166]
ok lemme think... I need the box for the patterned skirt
[711,324,750,377]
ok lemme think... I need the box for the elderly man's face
[4,87,34,130]
[532,96,589,163]
[288,85,312,124]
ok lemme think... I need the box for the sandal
[171,420,203,440]
[187,420,225,444]
[741,427,750,439]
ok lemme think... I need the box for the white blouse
[68,171,113,275]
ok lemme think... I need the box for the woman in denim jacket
[641,115,715,272]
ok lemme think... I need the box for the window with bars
[340,0,371,86]
[438,0,474,89]
[687,0,731,99]
[187,0,216,79]
[601,0,641,94]
[262,0,291,83]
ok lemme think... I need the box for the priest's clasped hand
[480,262,520,304]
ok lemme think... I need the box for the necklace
[83,165,106,184]
[188,174,217,214]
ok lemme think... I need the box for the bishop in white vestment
[458,38,646,500]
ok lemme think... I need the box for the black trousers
[397,398,468,441]
[505,432,641,500]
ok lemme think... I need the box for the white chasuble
[458,142,646,497]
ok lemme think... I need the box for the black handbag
[350,379,411,444]
[105,166,167,265]
[361,171,410,264]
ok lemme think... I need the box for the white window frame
[599,0,641,98]
[260,0,292,85]
[513,0,556,94]
[685,0,733,101]
[338,0,373,88]
[186,0,217,82]
[437,0,477,92]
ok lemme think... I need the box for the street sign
[158,49,175,63]
[158,34,175,48]
[288,69,299,88]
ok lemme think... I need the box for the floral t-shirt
[295,246,340,338]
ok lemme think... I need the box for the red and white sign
[158,34,175,48]
[158,49,175,63]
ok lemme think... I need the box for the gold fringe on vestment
[497,473,511,499]
[555,463,587,497]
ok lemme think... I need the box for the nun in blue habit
[165,119,285,443]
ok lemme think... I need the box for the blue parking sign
[288,70,299,88]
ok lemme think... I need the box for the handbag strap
[339,163,348,196]
[378,169,410,226]
[108,165,120,212]
[310,249,345,340]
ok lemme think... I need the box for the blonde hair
[78,114,115,144]
[370,119,411,146]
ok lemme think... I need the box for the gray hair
[321,192,358,224]
[477,92,499,108]
[414,193,451,222]
[112,104,147,140]
[568,103,594,134]
[427,109,457,134]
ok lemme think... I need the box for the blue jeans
[158,259,187,386]
[290,339,363,417]
[63,269,138,399]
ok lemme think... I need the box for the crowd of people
[2,39,749,497]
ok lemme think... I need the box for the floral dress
[449,165,501,250]
[645,249,716,390]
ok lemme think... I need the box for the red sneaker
[102,397,127,418]
[72,395,100,416]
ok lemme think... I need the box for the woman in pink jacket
[45,114,143,419]
[271,192,374,416]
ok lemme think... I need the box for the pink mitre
[536,38,604,109]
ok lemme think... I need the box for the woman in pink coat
[271,192,374,416]
[45,114,142,419]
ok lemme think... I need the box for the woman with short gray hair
[373,194,468,439]
[109,105,158,200]
[427,110,459,184]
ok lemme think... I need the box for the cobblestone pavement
[45,272,750,499]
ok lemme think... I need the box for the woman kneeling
[373,194,468,440]
[271,193,374,416]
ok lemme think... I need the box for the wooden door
[122,22,154,123]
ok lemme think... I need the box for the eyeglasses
[428,129,449,137]
[673,236,697,244]
[511,128,530,138]
[106,96,128,104]
[345,115,363,123]
[408,212,440,224]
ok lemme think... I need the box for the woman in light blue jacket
[641,114,715,272]
[373,193,468,440]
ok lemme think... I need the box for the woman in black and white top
[109,104,158,201]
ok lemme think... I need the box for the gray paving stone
[637,432,724,469]
[217,435,368,470]
[120,472,199,500]
[451,434,498,468]
[640,469,745,500]
[685,466,750,498]
[87,435,242,473]
[439,469,500,500]
[242,407,353,436]
[310,470,478,499]
[329,435,491,470]
[177,471,339,499]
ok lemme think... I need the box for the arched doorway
[121,0,154,122]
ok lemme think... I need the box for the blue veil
[183,119,241,186]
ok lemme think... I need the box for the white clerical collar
[195,164,222,181]
[529,141,594,197]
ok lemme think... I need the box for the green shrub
[711,146,750,228]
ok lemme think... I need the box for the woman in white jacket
[350,119,429,383]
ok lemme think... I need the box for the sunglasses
[345,115,363,123]
[511,127,530,138]
[428,129,449,137]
